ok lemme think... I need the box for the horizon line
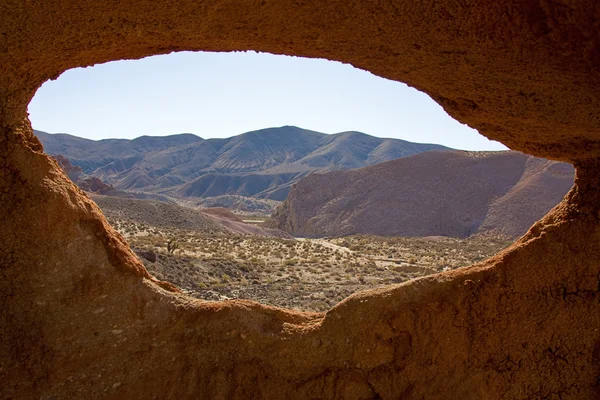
[33,124,497,150]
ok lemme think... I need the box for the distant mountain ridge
[270,150,574,238]
[35,126,450,201]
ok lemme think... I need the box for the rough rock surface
[272,151,575,238]
[2,1,600,399]
[53,154,122,195]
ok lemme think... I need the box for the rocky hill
[52,155,117,195]
[36,126,449,201]
[91,194,291,238]
[271,151,574,238]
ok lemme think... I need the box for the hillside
[91,194,291,238]
[271,151,574,238]
[35,126,449,201]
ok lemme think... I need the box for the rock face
[272,151,575,238]
[53,154,84,181]
[52,154,118,195]
[2,1,600,399]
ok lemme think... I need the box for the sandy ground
[110,217,512,311]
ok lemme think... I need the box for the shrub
[167,238,179,254]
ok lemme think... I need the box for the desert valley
[38,126,574,311]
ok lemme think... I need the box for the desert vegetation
[108,217,512,312]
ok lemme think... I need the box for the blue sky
[29,51,506,150]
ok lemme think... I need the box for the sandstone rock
[78,176,116,194]
[1,1,600,398]
[52,155,116,194]
[52,154,83,182]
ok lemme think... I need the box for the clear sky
[29,51,506,150]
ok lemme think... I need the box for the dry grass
[108,216,512,312]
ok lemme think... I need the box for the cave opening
[29,51,572,312]
[5,2,600,397]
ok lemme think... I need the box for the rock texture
[272,151,575,238]
[2,1,600,399]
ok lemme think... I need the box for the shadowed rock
[1,1,600,398]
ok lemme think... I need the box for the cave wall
[1,1,600,398]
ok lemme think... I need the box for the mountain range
[270,150,574,238]
[37,127,574,239]
[35,126,449,202]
